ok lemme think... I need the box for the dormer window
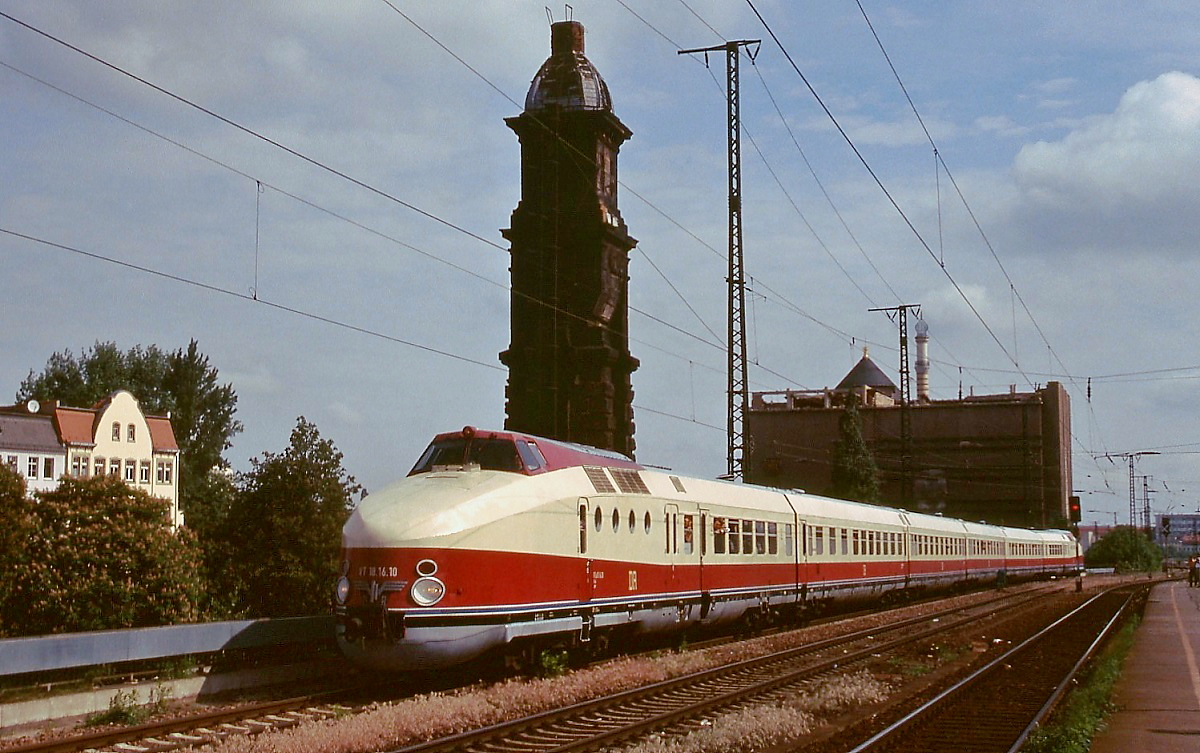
[128,424,136,442]
[112,422,121,441]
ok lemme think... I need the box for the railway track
[0,583,1077,753]
[0,692,356,753]
[384,588,1058,753]
[846,585,1144,753]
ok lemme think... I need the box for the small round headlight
[410,576,446,606]
[416,558,438,576]
[335,576,351,605]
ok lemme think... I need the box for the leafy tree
[182,467,243,617]
[0,464,33,637]
[224,417,360,618]
[4,475,205,635]
[17,339,243,504]
[829,398,881,504]
[1084,526,1163,573]
[163,340,242,493]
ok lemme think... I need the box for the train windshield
[409,438,524,475]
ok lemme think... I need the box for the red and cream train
[335,427,1081,672]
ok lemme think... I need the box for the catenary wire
[0,12,792,408]
[620,0,980,395]
[852,0,1110,460]
[743,0,1028,386]
[0,56,730,379]
[1,226,726,434]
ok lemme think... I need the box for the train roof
[424,427,644,475]
[786,492,908,526]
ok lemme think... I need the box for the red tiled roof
[53,407,97,446]
[146,416,179,453]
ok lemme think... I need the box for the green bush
[1084,526,1162,573]
[1,475,205,636]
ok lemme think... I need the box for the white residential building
[0,391,182,527]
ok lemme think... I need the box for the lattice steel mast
[679,39,760,480]
[871,304,921,507]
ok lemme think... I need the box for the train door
[664,502,680,592]
[899,513,912,588]
[796,519,808,603]
[698,508,710,617]
[579,498,593,602]
[779,493,804,606]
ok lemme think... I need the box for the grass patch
[887,656,933,677]
[83,683,171,727]
[537,649,570,678]
[1021,614,1141,753]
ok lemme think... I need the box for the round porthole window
[594,506,603,532]
[628,510,636,532]
[644,511,652,533]
[612,507,620,532]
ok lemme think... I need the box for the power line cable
[625,1,978,395]
[0,10,507,253]
[1,227,504,371]
[0,55,727,368]
[851,0,1110,461]
[2,224,733,433]
[743,0,1027,386]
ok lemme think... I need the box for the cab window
[409,438,523,474]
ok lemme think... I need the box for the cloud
[1010,71,1200,254]
[974,115,1030,138]
[1034,77,1077,96]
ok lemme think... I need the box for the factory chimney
[914,318,930,402]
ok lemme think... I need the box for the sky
[2,1,1199,527]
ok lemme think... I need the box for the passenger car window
[713,517,726,553]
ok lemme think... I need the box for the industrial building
[745,343,1073,529]
[1158,513,1200,557]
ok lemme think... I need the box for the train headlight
[335,576,351,605]
[410,576,446,606]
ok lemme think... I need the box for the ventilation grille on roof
[609,468,650,495]
[584,466,616,494]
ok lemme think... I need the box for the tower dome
[524,21,612,112]
[836,348,897,393]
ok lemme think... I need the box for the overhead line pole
[679,39,760,481]
[1108,451,1159,527]
[870,304,921,507]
